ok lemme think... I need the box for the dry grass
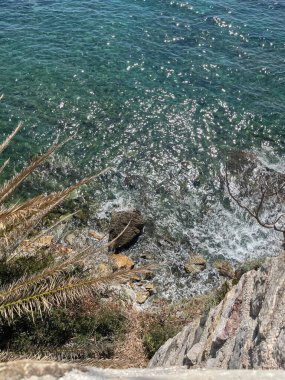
[113,309,149,368]
[80,290,225,369]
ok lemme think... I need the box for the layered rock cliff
[149,251,285,369]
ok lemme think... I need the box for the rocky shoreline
[149,250,285,369]
[2,205,284,371]
[49,205,245,307]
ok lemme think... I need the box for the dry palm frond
[1,221,137,300]
[0,123,153,327]
[0,195,60,231]
[0,122,23,155]
[0,137,74,205]
[0,167,110,231]
[0,168,110,255]
[28,212,78,243]
[0,159,10,176]
[0,266,153,322]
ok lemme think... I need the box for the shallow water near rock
[0,0,284,299]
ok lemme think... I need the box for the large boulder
[108,210,144,251]
[149,251,285,370]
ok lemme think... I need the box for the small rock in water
[20,235,54,251]
[140,251,155,260]
[96,263,113,276]
[110,254,135,270]
[185,255,207,274]
[65,233,76,245]
[89,230,105,240]
[131,274,141,282]
[145,283,155,292]
[214,260,235,279]
[108,210,144,251]
[136,291,149,304]
[143,270,155,280]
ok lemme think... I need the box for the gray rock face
[149,251,285,369]
[108,210,144,251]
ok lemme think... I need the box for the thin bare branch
[225,164,258,220]
[225,162,285,243]
[256,191,265,218]
[273,213,285,227]
[225,164,274,230]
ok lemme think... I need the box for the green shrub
[0,304,127,359]
[0,253,54,285]
[239,257,265,274]
[143,322,178,359]
[203,281,232,312]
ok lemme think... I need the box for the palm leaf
[0,141,64,205]
[0,122,23,155]
[0,221,136,301]
[0,267,153,322]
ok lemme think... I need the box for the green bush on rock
[143,322,178,359]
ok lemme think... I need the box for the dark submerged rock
[108,210,144,251]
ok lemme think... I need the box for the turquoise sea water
[0,0,284,297]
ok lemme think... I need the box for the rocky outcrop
[108,210,144,251]
[149,251,285,369]
[214,260,235,279]
[184,255,206,274]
